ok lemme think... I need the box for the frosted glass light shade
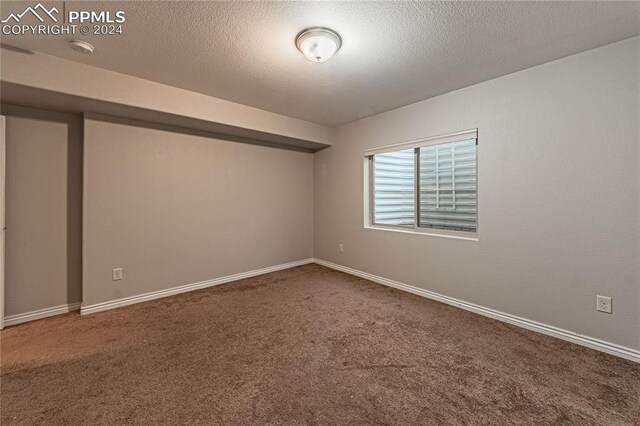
[296,27,342,63]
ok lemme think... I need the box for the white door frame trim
[0,116,6,330]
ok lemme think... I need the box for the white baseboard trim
[81,258,315,316]
[3,302,81,327]
[312,258,640,363]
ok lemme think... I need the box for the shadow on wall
[1,104,83,317]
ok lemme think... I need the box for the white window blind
[367,129,477,234]
[419,139,476,232]
[372,149,414,226]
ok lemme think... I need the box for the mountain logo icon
[1,3,59,24]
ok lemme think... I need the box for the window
[372,149,415,226]
[366,129,477,234]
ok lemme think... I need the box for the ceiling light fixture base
[69,39,95,54]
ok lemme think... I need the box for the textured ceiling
[1,1,639,126]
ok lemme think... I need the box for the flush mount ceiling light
[69,39,94,54]
[295,27,342,63]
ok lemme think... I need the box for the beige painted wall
[83,115,314,307]
[2,105,83,316]
[314,38,640,351]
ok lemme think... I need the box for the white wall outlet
[596,295,612,314]
[112,268,123,281]
[339,243,344,253]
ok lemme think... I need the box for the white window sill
[364,224,479,241]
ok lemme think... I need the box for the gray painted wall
[2,105,83,316]
[314,38,640,351]
[1,48,333,148]
[83,115,314,307]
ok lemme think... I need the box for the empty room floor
[1,264,638,424]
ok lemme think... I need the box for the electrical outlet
[112,268,123,281]
[339,243,344,253]
[596,295,612,314]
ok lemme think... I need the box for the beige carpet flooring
[1,264,639,425]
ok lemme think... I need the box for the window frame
[364,129,479,241]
